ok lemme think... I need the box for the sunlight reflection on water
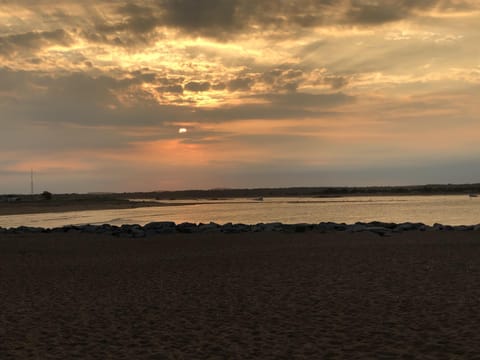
[1,195,480,228]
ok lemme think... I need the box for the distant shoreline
[126,184,480,199]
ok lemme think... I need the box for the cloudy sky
[1,0,479,193]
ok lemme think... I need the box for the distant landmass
[3,183,480,200]
[127,184,480,200]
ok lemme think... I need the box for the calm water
[1,195,480,228]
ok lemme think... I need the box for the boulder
[264,222,283,231]
[15,226,44,233]
[252,223,265,232]
[198,222,220,232]
[144,221,176,230]
[394,222,427,232]
[349,223,368,233]
[176,222,198,233]
[221,223,251,233]
[433,223,444,231]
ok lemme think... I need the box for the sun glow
[178,128,188,134]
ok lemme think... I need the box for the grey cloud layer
[155,0,476,36]
[0,67,354,128]
[4,0,476,47]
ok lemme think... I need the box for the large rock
[317,222,348,232]
[117,224,144,237]
[252,223,265,232]
[176,222,198,233]
[263,222,283,231]
[198,222,220,233]
[395,223,429,232]
[433,223,444,231]
[15,226,44,233]
[221,223,251,233]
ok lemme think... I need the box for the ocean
[1,195,480,228]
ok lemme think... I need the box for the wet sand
[1,231,480,359]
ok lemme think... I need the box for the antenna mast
[30,169,34,195]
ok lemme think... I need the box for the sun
[178,128,188,134]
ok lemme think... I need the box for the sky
[1,0,480,193]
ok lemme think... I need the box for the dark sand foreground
[2,231,480,359]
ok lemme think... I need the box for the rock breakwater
[2,221,480,237]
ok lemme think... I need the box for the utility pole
[30,169,34,195]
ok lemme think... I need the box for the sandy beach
[1,231,480,359]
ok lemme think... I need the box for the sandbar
[0,199,165,216]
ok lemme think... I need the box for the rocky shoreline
[2,221,480,237]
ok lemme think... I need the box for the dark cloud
[157,84,184,94]
[283,82,299,92]
[261,68,305,92]
[283,69,304,79]
[344,0,458,25]
[0,29,71,58]
[184,81,211,92]
[152,0,471,39]
[212,82,226,90]
[157,76,185,85]
[79,3,162,47]
[150,0,337,39]
[129,70,158,83]
[159,0,238,36]
[227,77,254,92]
[100,3,158,35]
[3,0,474,52]
[346,1,404,24]
[118,3,153,17]
[324,75,349,90]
